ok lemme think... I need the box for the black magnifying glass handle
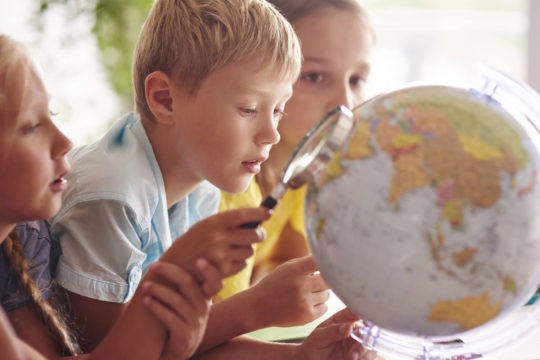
[241,196,280,228]
[241,182,288,228]
[240,105,353,230]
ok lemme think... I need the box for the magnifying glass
[242,105,354,228]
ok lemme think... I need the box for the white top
[50,113,220,302]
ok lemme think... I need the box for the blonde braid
[3,232,81,356]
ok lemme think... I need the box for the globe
[304,69,540,358]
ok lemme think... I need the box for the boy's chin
[220,177,253,194]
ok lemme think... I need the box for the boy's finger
[143,294,192,331]
[212,207,272,228]
[142,282,189,320]
[147,262,208,311]
[194,258,223,297]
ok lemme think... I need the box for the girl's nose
[52,124,73,159]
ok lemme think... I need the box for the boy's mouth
[242,159,265,174]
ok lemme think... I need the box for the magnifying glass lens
[242,105,354,229]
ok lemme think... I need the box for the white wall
[529,0,540,92]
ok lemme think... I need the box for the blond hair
[0,35,81,356]
[133,0,302,122]
[0,35,31,132]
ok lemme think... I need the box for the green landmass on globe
[307,86,540,337]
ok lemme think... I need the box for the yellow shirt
[254,185,307,265]
[216,178,307,300]
[216,178,262,301]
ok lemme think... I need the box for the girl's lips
[50,177,68,192]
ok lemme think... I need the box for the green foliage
[38,0,152,108]
[93,0,152,108]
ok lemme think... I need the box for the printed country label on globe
[306,85,540,338]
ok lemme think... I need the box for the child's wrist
[235,287,261,331]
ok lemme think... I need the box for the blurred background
[0,0,537,145]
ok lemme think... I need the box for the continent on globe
[306,85,540,339]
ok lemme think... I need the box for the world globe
[303,68,540,358]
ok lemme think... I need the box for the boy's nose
[259,116,281,146]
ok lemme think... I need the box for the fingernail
[195,257,207,268]
[352,350,360,360]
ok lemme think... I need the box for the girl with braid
[1,221,80,357]
[0,33,228,360]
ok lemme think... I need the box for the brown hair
[132,0,302,123]
[268,0,375,40]
[2,232,81,356]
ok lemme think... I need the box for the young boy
[50,0,335,355]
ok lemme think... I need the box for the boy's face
[167,58,293,194]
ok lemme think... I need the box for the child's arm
[0,309,46,360]
[55,203,270,351]
[141,259,222,360]
[78,207,269,359]
[88,257,221,360]
[192,308,367,360]
[7,306,63,358]
[197,255,329,351]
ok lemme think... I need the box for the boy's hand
[165,207,271,278]
[294,308,380,360]
[247,255,330,328]
[142,259,221,360]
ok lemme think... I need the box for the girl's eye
[22,122,41,135]
[302,72,324,84]
[350,75,367,87]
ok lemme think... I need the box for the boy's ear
[145,71,174,125]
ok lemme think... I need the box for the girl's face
[276,5,373,158]
[0,62,72,230]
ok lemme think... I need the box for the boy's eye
[240,107,257,116]
[274,108,286,120]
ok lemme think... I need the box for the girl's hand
[295,308,380,360]
[247,255,330,328]
[142,258,222,360]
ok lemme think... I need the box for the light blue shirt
[50,113,220,303]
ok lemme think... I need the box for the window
[363,0,531,95]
